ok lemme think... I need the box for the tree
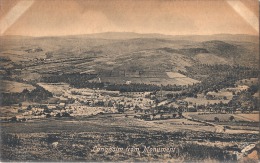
[178,112,183,118]
[166,93,173,99]
[248,85,258,94]
[27,105,32,110]
[46,114,51,118]
[229,116,235,121]
[10,116,17,122]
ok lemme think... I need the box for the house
[59,103,66,108]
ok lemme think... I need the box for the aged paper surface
[0,0,259,162]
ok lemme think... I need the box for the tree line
[2,85,53,105]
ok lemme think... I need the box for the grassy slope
[0,33,258,84]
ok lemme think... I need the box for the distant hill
[2,32,258,42]
[76,32,172,40]
[0,32,258,84]
[170,34,258,43]
[64,32,259,43]
[201,40,239,58]
[194,53,231,65]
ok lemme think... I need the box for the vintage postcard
[0,0,259,162]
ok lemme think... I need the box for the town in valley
[0,33,259,162]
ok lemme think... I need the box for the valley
[0,33,259,162]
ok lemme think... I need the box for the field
[189,113,249,122]
[184,97,230,105]
[194,53,231,65]
[234,114,259,122]
[1,80,35,93]
[96,71,199,85]
[1,113,259,161]
[38,83,71,96]
[98,76,199,86]
[187,112,259,132]
[183,85,247,105]
[0,106,20,119]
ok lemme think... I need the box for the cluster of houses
[6,81,256,122]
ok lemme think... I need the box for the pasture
[184,97,230,105]
[1,113,258,161]
[1,80,35,93]
[189,113,246,122]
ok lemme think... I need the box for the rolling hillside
[0,33,258,85]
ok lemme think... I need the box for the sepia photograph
[0,0,259,162]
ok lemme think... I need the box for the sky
[0,0,259,36]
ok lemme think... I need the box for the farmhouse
[59,103,66,108]
[126,80,132,84]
